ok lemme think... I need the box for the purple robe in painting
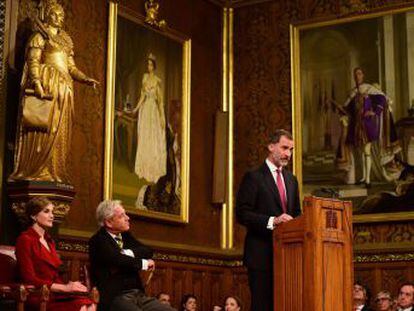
[343,83,398,148]
[336,83,401,182]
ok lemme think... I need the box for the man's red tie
[276,169,287,213]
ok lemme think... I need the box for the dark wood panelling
[355,261,414,308]
[59,247,414,311]
[59,249,249,311]
[65,0,107,234]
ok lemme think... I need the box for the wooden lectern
[273,196,353,311]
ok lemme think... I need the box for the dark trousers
[248,268,274,311]
[110,290,176,311]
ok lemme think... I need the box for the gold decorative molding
[340,0,368,16]
[12,200,70,224]
[144,0,166,29]
[8,181,75,224]
[354,253,414,263]
[153,253,243,267]
[57,242,414,265]
[57,239,243,267]
[59,227,243,257]
[58,240,89,253]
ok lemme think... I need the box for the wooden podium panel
[273,196,353,311]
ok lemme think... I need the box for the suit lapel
[100,227,120,250]
[261,163,283,212]
[283,170,295,214]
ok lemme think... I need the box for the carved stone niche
[7,181,75,225]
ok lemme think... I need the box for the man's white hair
[96,200,122,227]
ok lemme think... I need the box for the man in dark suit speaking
[236,129,301,311]
[89,200,175,311]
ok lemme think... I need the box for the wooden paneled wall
[59,248,251,311]
[355,261,414,309]
[59,245,414,311]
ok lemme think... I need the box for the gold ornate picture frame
[291,6,414,223]
[104,2,191,223]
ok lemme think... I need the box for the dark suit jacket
[89,227,153,309]
[236,163,301,271]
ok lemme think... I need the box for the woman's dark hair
[181,294,197,311]
[25,196,53,224]
[224,295,243,310]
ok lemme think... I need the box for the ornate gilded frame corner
[104,2,191,224]
[290,5,414,224]
[144,0,167,29]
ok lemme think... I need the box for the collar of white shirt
[265,159,282,173]
[106,230,136,258]
[399,307,413,311]
[106,230,120,241]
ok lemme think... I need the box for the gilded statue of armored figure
[9,3,98,184]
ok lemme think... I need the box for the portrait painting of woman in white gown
[108,12,190,221]
[132,53,167,184]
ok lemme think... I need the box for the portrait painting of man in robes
[293,9,414,221]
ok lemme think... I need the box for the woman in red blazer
[16,196,95,311]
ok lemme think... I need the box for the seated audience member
[396,282,414,311]
[375,291,394,311]
[353,282,373,311]
[224,296,242,311]
[157,292,172,306]
[16,197,95,311]
[181,294,197,311]
[89,200,175,311]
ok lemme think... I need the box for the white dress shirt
[355,305,364,311]
[106,230,149,270]
[265,159,287,230]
